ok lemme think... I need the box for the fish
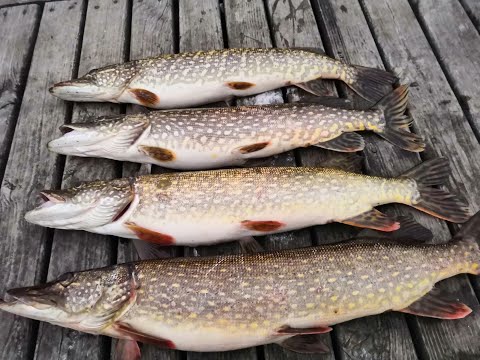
[24,158,469,246]
[49,48,397,108]
[47,85,424,170]
[2,211,479,356]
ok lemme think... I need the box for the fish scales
[50,48,397,108]
[49,103,384,169]
[122,240,478,339]
[3,213,480,353]
[25,159,470,245]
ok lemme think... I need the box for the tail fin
[347,65,397,103]
[374,85,425,152]
[453,210,480,244]
[402,158,470,223]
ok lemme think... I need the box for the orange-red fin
[235,141,270,154]
[241,220,285,232]
[129,88,159,107]
[226,81,255,90]
[398,288,472,319]
[342,209,400,232]
[115,339,141,360]
[277,325,332,335]
[139,145,176,162]
[114,322,176,349]
[125,222,175,245]
[279,334,330,354]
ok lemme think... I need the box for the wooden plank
[33,1,129,359]
[116,2,179,359]
[178,1,256,359]
[460,0,480,32]
[0,4,40,182]
[0,1,84,359]
[410,0,480,138]
[360,0,480,358]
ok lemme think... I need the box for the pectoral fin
[114,322,176,349]
[399,288,472,319]
[115,339,141,360]
[314,132,365,152]
[279,334,330,354]
[342,209,400,232]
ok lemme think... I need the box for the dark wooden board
[0,1,84,359]
[360,0,480,358]
[410,0,480,139]
[460,0,480,32]
[0,4,40,182]
[33,0,129,359]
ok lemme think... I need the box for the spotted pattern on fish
[117,239,479,337]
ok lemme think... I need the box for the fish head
[25,178,134,230]
[47,115,149,157]
[0,265,137,332]
[49,62,137,102]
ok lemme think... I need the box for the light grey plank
[460,0,480,32]
[410,0,480,138]
[0,2,84,360]
[33,0,129,359]
[0,4,40,181]
[116,2,179,358]
[360,0,480,358]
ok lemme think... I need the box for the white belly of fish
[119,75,291,109]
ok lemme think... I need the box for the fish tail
[402,158,470,223]
[452,210,480,275]
[453,210,480,245]
[373,85,425,152]
[346,65,397,103]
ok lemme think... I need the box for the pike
[2,212,479,356]
[48,86,424,170]
[49,48,397,108]
[25,158,469,246]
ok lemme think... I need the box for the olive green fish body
[50,48,397,108]
[49,103,386,169]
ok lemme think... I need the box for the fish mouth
[49,79,107,102]
[6,285,58,309]
[47,124,108,156]
[25,186,135,231]
[25,191,97,229]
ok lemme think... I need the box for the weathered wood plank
[360,0,480,358]
[116,2,179,358]
[308,0,424,357]
[0,4,40,182]
[33,0,129,359]
[0,2,84,359]
[410,0,480,139]
[178,1,256,359]
[460,0,480,32]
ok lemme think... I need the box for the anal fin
[342,209,400,232]
[279,334,330,354]
[314,133,365,152]
[295,78,334,97]
[238,236,265,254]
[399,288,472,319]
[320,153,363,173]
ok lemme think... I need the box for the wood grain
[460,0,480,32]
[0,4,39,181]
[410,0,480,139]
[33,0,129,359]
[360,0,480,358]
[0,2,84,359]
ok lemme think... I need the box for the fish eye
[57,272,75,287]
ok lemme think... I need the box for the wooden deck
[0,0,479,359]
